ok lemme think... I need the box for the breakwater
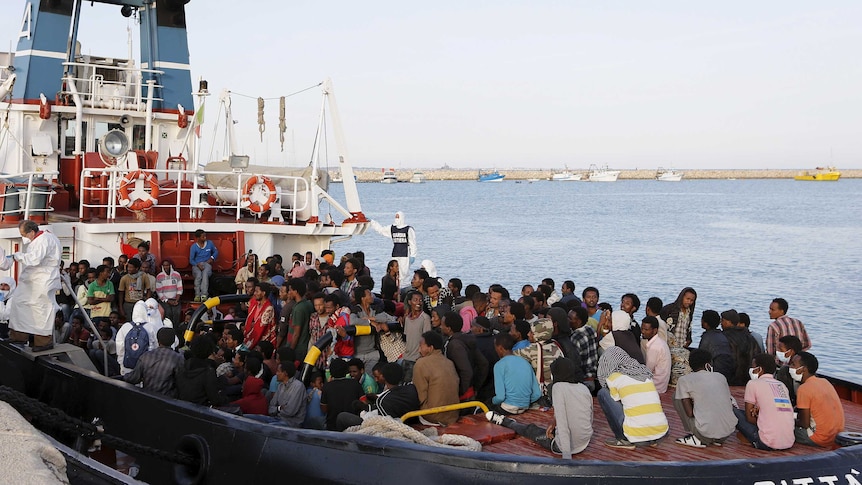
[338,168,861,182]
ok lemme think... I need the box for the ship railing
[79,167,311,224]
[60,61,164,111]
[0,171,57,220]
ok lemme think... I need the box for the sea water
[326,178,862,381]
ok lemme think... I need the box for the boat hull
[794,174,840,181]
[3,342,862,485]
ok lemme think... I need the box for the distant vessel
[478,169,505,182]
[587,164,621,182]
[410,171,426,183]
[381,168,397,183]
[656,168,684,182]
[331,171,343,183]
[794,167,840,181]
[551,166,582,181]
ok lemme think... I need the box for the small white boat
[381,168,397,183]
[587,164,620,182]
[656,168,683,182]
[410,171,425,183]
[551,169,582,181]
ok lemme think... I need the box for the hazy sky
[3,1,861,169]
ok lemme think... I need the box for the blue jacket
[190,240,218,265]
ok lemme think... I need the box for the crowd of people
[0,221,846,457]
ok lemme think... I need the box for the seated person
[774,335,803,406]
[791,352,844,448]
[673,349,737,447]
[175,336,228,407]
[348,357,379,395]
[734,353,795,450]
[412,331,461,425]
[336,363,420,430]
[303,372,326,430]
[491,332,542,415]
[487,357,593,458]
[698,310,735,382]
[231,358,268,415]
[320,358,365,431]
[598,346,669,449]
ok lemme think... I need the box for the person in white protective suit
[0,220,62,351]
[369,211,417,290]
[0,276,16,339]
[115,300,159,376]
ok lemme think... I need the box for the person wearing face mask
[0,220,62,352]
[773,335,803,406]
[673,349,738,448]
[734,353,795,450]
[790,351,845,448]
[0,276,16,339]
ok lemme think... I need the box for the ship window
[132,125,147,151]
[63,120,87,157]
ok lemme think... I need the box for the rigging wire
[231,82,322,101]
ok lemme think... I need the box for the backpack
[123,322,149,369]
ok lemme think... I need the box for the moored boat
[587,164,621,182]
[478,169,505,182]
[410,171,426,183]
[381,169,398,183]
[551,165,582,181]
[794,167,841,181]
[656,168,684,182]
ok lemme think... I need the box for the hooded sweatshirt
[232,375,267,415]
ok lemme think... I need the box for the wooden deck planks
[478,385,862,462]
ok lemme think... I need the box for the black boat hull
[2,342,860,485]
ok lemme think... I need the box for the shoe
[7,340,28,347]
[194,296,202,302]
[31,343,54,352]
[713,441,723,447]
[605,438,636,450]
[485,411,505,425]
[675,434,706,448]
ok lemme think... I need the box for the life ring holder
[172,434,210,485]
[242,175,277,214]
[118,170,160,211]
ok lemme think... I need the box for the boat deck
[464,385,862,462]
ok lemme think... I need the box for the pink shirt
[459,306,478,333]
[743,374,795,450]
[643,335,671,393]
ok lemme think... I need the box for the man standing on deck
[190,229,218,302]
[765,298,811,358]
[369,212,417,290]
[0,220,62,352]
[155,260,182,327]
[286,278,313,361]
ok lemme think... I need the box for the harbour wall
[340,168,861,182]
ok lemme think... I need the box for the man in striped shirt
[156,260,182,327]
[765,298,811,358]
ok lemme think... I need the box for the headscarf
[597,346,652,389]
[611,310,631,331]
[394,211,406,228]
[420,259,437,278]
[131,300,149,324]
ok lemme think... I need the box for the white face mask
[776,351,791,364]
[791,367,804,383]
[748,367,761,381]
[21,237,31,245]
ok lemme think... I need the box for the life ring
[242,175,277,214]
[118,170,160,211]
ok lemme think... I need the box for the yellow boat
[794,166,841,181]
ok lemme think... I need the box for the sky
[3,1,861,169]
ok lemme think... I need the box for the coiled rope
[345,415,482,452]
[257,97,265,141]
[0,385,197,467]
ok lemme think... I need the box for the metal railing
[79,166,311,224]
[60,61,164,111]
[0,171,57,220]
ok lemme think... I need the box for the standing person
[673,349,737,448]
[136,241,157,275]
[190,229,218,302]
[117,258,151,322]
[286,279,313,361]
[399,290,431,383]
[660,287,697,386]
[235,253,257,293]
[487,357,593,459]
[765,298,811,358]
[155,259,182,327]
[369,211,417,290]
[380,260,401,301]
[243,282,276,351]
[87,265,115,320]
[597,346,669,449]
[734,353,795,451]
[1,220,63,352]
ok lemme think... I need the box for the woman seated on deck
[486,357,593,459]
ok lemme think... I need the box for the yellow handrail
[400,401,489,423]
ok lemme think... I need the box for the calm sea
[327,178,862,381]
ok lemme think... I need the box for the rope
[279,96,286,152]
[257,97,265,141]
[345,415,482,452]
[0,385,198,467]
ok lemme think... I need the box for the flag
[194,103,205,138]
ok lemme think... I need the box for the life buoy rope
[242,175,277,214]
[118,170,160,211]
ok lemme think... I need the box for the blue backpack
[123,322,149,369]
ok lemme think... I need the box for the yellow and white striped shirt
[606,372,669,442]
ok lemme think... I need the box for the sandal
[675,434,706,448]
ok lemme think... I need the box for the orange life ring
[118,170,160,211]
[242,175,277,214]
